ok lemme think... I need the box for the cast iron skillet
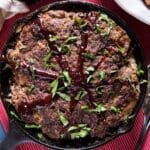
[0,1,149,150]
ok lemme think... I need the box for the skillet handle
[0,119,33,150]
[135,64,150,150]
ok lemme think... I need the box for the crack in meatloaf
[6,10,140,140]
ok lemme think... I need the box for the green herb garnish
[59,44,71,55]
[64,36,77,44]
[58,86,66,91]
[85,66,95,75]
[49,63,57,70]
[125,77,140,93]
[140,79,148,84]
[82,53,96,60]
[68,124,91,139]
[110,70,118,74]
[91,103,106,113]
[100,31,109,37]
[43,52,53,66]
[70,129,90,139]
[124,112,135,123]
[75,90,87,100]
[25,124,41,129]
[57,92,71,102]
[28,84,35,93]
[50,79,59,97]
[62,70,71,87]
[74,16,82,25]
[99,13,109,22]
[110,106,120,113]
[36,133,45,140]
[10,111,21,121]
[96,86,104,95]
[58,111,69,127]
[137,64,144,76]
[49,35,58,42]
[96,23,110,37]
[95,24,101,33]
[81,103,106,113]
[98,70,105,81]
[102,49,109,55]
[118,45,125,53]
[81,105,89,110]
[68,126,78,132]
[74,17,87,28]
[87,75,94,83]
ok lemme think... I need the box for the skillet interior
[0,1,148,149]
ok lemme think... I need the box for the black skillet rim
[1,0,148,149]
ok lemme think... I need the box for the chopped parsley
[49,35,58,42]
[81,103,106,113]
[110,70,118,74]
[43,52,53,66]
[96,86,104,95]
[59,44,71,55]
[140,79,148,85]
[137,64,144,76]
[62,70,72,87]
[28,84,35,93]
[25,124,41,129]
[118,45,125,53]
[102,49,109,55]
[87,75,94,83]
[85,66,95,75]
[124,112,135,123]
[95,24,101,33]
[36,133,45,140]
[64,36,77,44]
[68,124,91,139]
[98,70,105,81]
[58,111,69,127]
[99,13,109,22]
[50,79,59,97]
[95,23,110,37]
[74,17,87,28]
[82,53,96,60]
[58,36,77,56]
[81,105,89,110]
[100,31,109,37]
[10,111,22,121]
[57,92,71,102]
[125,77,140,93]
[75,90,87,100]
[92,103,106,113]
[68,126,78,132]
[70,128,90,139]
[99,12,116,27]
[49,63,57,70]
[110,106,120,113]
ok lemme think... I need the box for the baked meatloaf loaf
[5,10,140,140]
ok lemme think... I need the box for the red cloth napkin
[0,0,150,150]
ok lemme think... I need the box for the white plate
[114,0,150,25]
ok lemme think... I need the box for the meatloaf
[6,10,140,140]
